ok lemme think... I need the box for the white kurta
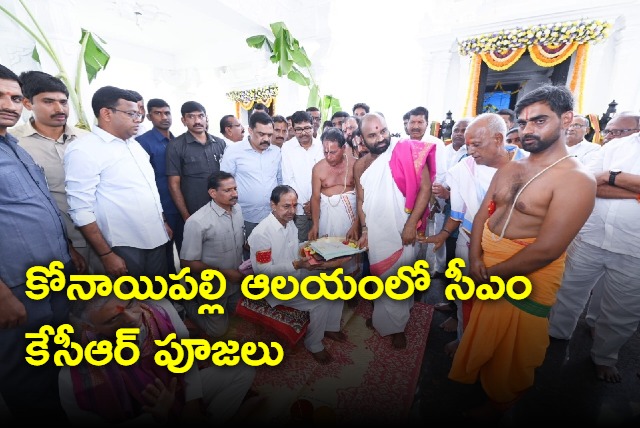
[249,213,343,352]
[549,134,640,367]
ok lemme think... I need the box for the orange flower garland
[568,43,589,113]
[463,54,482,117]
[529,42,579,67]
[480,47,526,71]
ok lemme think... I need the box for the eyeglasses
[184,113,206,120]
[110,108,143,120]
[568,124,588,129]
[601,129,639,137]
[294,126,314,133]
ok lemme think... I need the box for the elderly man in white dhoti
[309,127,360,276]
[354,113,436,348]
[422,113,528,356]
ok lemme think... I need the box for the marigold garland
[576,43,589,114]
[480,47,526,71]
[458,19,610,55]
[463,54,482,116]
[226,84,279,103]
[529,42,578,67]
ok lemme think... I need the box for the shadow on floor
[411,277,640,427]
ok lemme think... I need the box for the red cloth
[389,139,437,232]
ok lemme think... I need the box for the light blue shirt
[220,137,282,223]
[0,133,70,287]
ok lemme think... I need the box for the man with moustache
[305,106,321,138]
[219,114,244,146]
[309,127,358,242]
[549,110,640,343]
[565,114,600,163]
[331,111,349,129]
[449,86,596,420]
[167,102,226,222]
[282,110,324,242]
[271,115,288,148]
[0,64,80,425]
[180,172,246,337]
[65,86,171,279]
[249,185,347,363]
[352,103,370,118]
[11,71,90,270]
[407,106,446,276]
[309,128,360,278]
[220,111,282,241]
[549,114,640,383]
[423,114,527,356]
[600,111,640,145]
[342,115,361,158]
[355,113,436,348]
[137,98,182,273]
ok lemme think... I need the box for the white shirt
[248,213,305,307]
[222,136,236,146]
[64,126,168,249]
[581,133,640,257]
[281,137,324,215]
[567,139,600,163]
[435,143,467,185]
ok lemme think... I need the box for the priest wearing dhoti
[309,127,359,276]
[354,113,436,348]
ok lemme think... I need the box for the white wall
[2,0,639,135]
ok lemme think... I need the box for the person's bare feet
[444,339,459,358]
[439,316,458,333]
[311,349,332,364]
[392,332,407,349]
[595,363,621,383]
[324,331,348,342]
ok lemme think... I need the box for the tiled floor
[412,276,640,426]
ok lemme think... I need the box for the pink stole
[389,139,437,233]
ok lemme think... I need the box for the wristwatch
[608,169,622,186]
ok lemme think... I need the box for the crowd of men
[1,63,639,424]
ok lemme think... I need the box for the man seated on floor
[248,185,348,364]
[59,295,258,426]
[180,171,245,338]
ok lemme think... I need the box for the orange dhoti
[448,222,566,406]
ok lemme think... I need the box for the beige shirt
[11,119,89,247]
[180,201,245,277]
